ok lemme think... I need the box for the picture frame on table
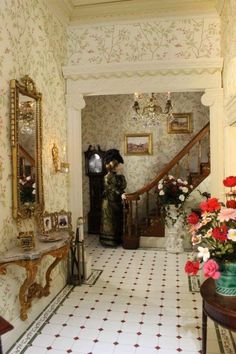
[38,211,55,234]
[56,210,72,231]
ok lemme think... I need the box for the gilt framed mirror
[10,76,44,219]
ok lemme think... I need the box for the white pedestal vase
[165,205,184,253]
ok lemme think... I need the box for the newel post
[201,88,224,199]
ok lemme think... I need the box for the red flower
[184,260,200,275]
[223,176,236,188]
[200,198,221,213]
[226,199,236,209]
[212,225,228,241]
[187,212,199,225]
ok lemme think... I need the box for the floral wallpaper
[68,17,220,65]
[82,92,209,228]
[221,0,236,98]
[0,0,68,329]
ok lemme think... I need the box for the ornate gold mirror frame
[10,76,44,219]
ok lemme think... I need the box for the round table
[200,278,236,354]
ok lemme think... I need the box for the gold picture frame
[56,210,72,231]
[38,211,56,234]
[124,133,153,155]
[168,113,193,134]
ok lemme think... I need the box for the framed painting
[124,133,153,155]
[167,113,193,134]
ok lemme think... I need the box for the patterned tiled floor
[8,235,236,354]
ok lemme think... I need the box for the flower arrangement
[156,175,193,225]
[19,175,36,204]
[185,176,236,280]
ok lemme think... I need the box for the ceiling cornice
[215,0,225,15]
[47,0,73,23]
[69,0,219,25]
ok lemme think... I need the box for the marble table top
[0,231,71,263]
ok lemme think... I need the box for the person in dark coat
[100,149,127,247]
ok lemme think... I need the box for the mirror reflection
[18,97,37,205]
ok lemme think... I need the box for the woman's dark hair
[104,149,124,165]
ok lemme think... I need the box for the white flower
[158,184,163,190]
[179,195,185,201]
[197,246,210,261]
[227,229,236,242]
[168,175,174,179]
[26,176,31,181]
[183,180,188,185]
[19,179,25,185]
[32,183,36,188]
[182,187,188,193]
[172,181,177,185]
[32,189,36,195]
[159,190,165,195]
[177,178,183,183]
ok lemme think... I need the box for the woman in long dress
[100,150,127,247]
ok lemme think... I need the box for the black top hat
[104,149,124,164]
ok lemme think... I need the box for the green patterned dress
[100,171,127,247]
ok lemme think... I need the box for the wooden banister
[126,122,210,200]
[123,122,210,249]
[19,145,35,166]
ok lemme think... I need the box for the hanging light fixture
[132,92,174,128]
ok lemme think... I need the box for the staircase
[123,122,210,249]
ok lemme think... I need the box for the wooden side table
[200,278,236,354]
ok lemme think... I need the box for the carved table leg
[18,260,40,321]
[43,245,69,296]
[202,302,207,354]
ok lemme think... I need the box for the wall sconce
[52,143,69,173]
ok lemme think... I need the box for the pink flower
[203,260,221,279]
[217,208,236,222]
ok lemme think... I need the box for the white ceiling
[50,0,224,25]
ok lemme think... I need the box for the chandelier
[132,92,173,128]
[19,101,35,134]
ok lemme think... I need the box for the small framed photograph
[125,133,153,155]
[167,113,193,134]
[56,210,72,231]
[38,212,55,234]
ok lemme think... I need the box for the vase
[165,205,184,253]
[215,262,236,296]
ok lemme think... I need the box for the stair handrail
[125,122,210,201]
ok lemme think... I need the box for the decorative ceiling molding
[47,0,73,23]
[215,0,225,15]
[69,0,219,24]
[63,58,223,80]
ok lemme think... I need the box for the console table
[0,232,71,321]
[200,278,236,354]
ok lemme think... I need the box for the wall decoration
[125,133,153,155]
[168,113,193,134]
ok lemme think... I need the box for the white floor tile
[10,235,234,354]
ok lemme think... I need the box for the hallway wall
[0,0,68,341]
